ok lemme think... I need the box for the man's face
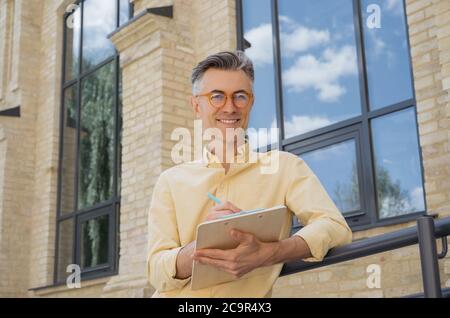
[191,68,254,143]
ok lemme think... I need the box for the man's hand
[193,230,312,279]
[174,201,242,279]
[205,201,242,221]
[175,240,196,279]
[178,200,312,281]
[193,229,279,279]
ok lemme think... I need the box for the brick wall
[0,0,43,297]
[410,0,450,217]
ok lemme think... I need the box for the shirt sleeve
[285,155,353,262]
[146,173,191,292]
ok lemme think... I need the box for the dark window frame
[54,0,132,284]
[236,0,427,231]
[286,125,370,224]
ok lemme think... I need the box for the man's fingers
[196,257,237,273]
[195,248,237,261]
[205,211,235,221]
[225,201,241,212]
[207,201,242,221]
[212,201,241,213]
[230,229,255,244]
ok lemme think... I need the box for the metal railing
[280,216,450,298]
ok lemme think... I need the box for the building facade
[0,0,448,297]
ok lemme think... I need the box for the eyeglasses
[195,90,254,109]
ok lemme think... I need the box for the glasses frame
[195,90,254,109]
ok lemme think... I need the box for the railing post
[417,216,442,298]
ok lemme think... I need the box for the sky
[242,0,424,218]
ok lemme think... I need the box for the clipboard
[191,205,289,291]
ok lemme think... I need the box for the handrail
[280,216,450,298]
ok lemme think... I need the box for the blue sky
[362,0,414,110]
[242,0,424,217]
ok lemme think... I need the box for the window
[241,0,278,148]
[238,0,426,230]
[56,0,131,284]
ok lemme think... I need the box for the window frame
[286,125,370,224]
[54,0,132,284]
[236,0,427,231]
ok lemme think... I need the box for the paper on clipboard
[191,205,289,291]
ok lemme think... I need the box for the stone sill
[29,276,112,297]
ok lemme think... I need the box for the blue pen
[207,192,222,205]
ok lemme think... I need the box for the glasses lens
[233,92,250,108]
[210,92,226,108]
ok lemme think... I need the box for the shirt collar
[202,141,253,168]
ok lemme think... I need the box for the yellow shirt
[147,143,352,297]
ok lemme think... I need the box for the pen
[207,192,222,205]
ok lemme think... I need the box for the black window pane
[81,214,109,268]
[64,6,81,82]
[242,0,279,148]
[361,0,414,110]
[119,0,130,26]
[82,0,116,72]
[300,140,361,214]
[372,108,425,219]
[78,61,115,210]
[60,85,77,215]
[279,0,361,138]
[56,219,74,282]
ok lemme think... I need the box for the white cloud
[371,32,386,57]
[409,186,425,211]
[380,185,425,218]
[82,0,116,55]
[366,30,398,70]
[245,16,357,102]
[244,17,330,67]
[284,115,334,138]
[244,23,274,66]
[279,16,330,57]
[385,0,403,15]
[283,45,358,102]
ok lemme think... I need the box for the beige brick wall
[410,0,450,217]
[28,0,72,292]
[0,0,45,297]
[0,0,448,298]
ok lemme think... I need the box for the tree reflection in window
[333,161,360,214]
[81,214,109,268]
[56,0,130,282]
[78,61,115,210]
[372,107,425,219]
[301,140,361,215]
[60,86,77,215]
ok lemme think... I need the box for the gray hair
[191,51,254,95]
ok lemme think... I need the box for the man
[147,51,352,298]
